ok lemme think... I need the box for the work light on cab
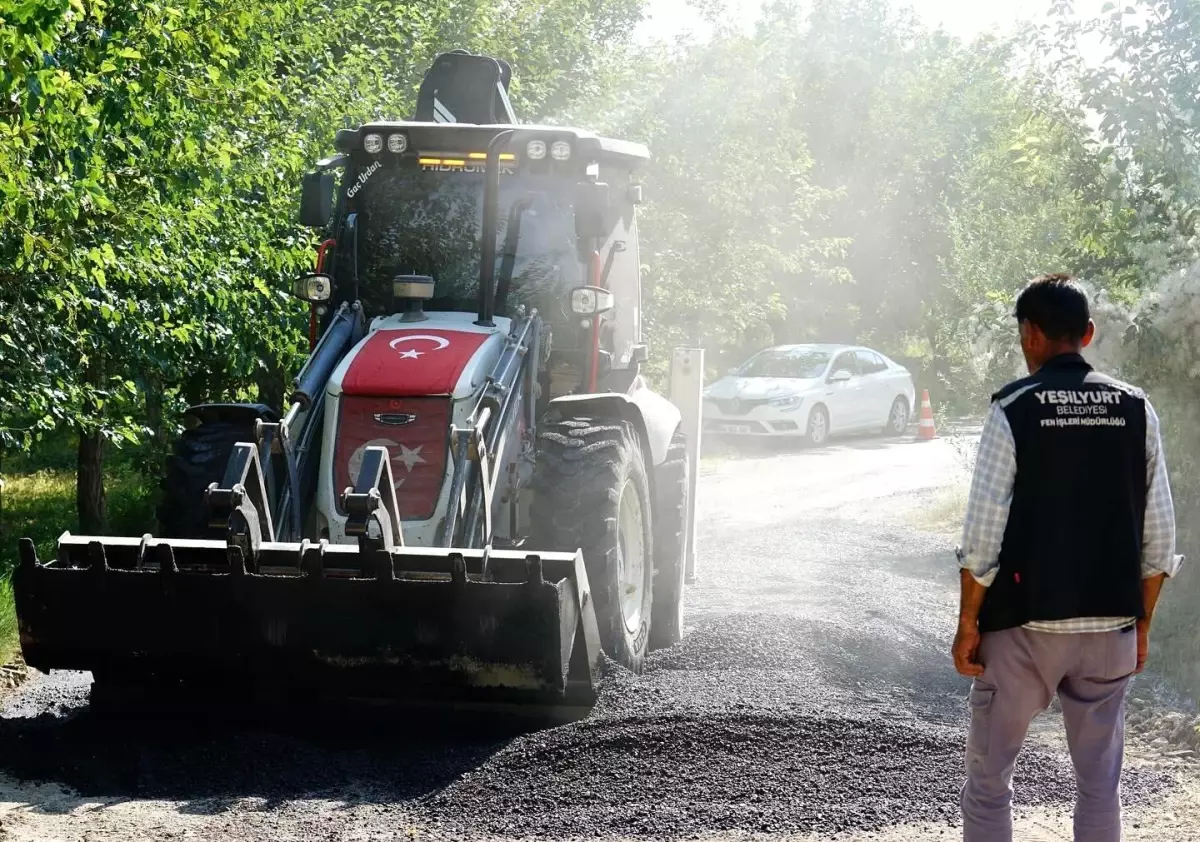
[293,272,333,302]
[550,141,572,162]
[526,140,547,160]
[387,133,408,154]
[363,133,384,154]
[571,286,614,315]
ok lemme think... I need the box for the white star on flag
[395,444,426,472]
[397,349,423,359]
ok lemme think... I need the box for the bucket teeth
[450,552,467,586]
[228,545,247,577]
[301,540,328,579]
[136,533,154,569]
[373,549,394,582]
[157,543,179,575]
[17,538,38,572]
[525,554,544,586]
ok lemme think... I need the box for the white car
[702,344,917,445]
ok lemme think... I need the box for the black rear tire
[531,418,655,672]
[155,419,257,538]
[650,430,689,650]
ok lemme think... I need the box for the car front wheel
[885,396,909,436]
[806,404,829,446]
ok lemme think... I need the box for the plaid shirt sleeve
[1142,399,1184,578]
[958,400,1016,587]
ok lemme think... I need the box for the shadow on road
[0,703,518,812]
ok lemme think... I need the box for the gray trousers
[961,625,1138,842]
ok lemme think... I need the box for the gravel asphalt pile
[0,438,1184,840]
[0,614,1172,839]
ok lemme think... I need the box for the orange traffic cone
[916,389,937,441]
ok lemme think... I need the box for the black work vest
[978,353,1147,633]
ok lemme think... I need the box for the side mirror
[828,369,853,383]
[574,181,610,240]
[570,286,614,316]
[293,272,333,303]
[300,171,334,228]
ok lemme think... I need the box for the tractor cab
[298,111,650,399]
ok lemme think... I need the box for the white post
[669,347,704,583]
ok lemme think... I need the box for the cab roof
[335,121,650,170]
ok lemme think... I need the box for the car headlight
[768,394,804,410]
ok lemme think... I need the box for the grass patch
[0,576,15,666]
[913,484,969,535]
[0,466,156,665]
[1,466,157,575]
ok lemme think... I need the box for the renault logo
[730,398,741,413]
[373,412,417,426]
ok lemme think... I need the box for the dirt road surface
[1,432,1198,841]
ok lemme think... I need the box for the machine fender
[546,389,679,468]
[182,403,279,428]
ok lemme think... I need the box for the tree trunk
[255,352,287,414]
[77,426,107,534]
[77,350,108,534]
[142,370,170,478]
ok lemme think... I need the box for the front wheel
[650,430,689,650]
[156,417,258,538]
[531,418,655,672]
[805,404,829,447]
[884,396,909,436]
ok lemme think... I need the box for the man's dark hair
[1013,273,1090,341]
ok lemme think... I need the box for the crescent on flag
[389,334,451,351]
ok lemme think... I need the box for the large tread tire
[649,430,689,650]
[155,420,257,538]
[531,418,654,673]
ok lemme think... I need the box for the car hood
[704,376,822,400]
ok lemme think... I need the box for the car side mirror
[574,181,610,241]
[828,369,853,383]
[300,171,334,228]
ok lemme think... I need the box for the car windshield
[348,164,582,318]
[738,350,831,379]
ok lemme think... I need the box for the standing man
[953,274,1182,842]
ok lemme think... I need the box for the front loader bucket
[14,535,603,720]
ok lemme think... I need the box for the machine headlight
[570,286,615,315]
[526,140,547,160]
[292,272,333,303]
[768,394,804,410]
[550,140,572,161]
[386,133,408,154]
[363,133,383,154]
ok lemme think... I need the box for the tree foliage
[0,0,640,524]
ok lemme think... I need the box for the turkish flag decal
[342,329,491,397]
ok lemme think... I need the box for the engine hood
[704,376,822,400]
[328,311,510,401]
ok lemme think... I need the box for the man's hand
[1136,619,1150,674]
[953,623,985,677]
